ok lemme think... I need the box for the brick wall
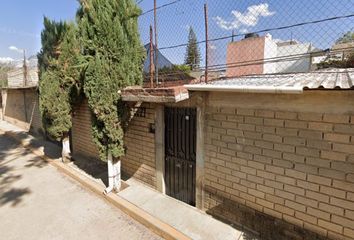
[72,100,100,160]
[121,103,157,189]
[71,100,157,188]
[204,106,354,240]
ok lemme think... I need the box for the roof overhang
[184,84,304,94]
[121,86,190,103]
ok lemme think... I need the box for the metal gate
[165,107,196,206]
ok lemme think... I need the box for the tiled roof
[185,69,354,93]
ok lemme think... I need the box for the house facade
[71,69,354,240]
[226,34,317,77]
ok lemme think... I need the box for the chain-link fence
[137,0,354,87]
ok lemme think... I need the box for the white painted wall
[263,35,278,74]
[276,43,313,73]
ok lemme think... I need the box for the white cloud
[9,46,23,54]
[0,57,14,64]
[240,28,249,34]
[0,26,40,39]
[213,3,275,31]
[209,44,217,50]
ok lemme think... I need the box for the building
[1,57,43,135]
[226,34,318,77]
[71,68,354,240]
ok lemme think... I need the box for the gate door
[165,107,196,206]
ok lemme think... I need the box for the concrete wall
[226,36,266,77]
[2,88,43,135]
[203,91,354,240]
[71,100,157,188]
[276,43,312,73]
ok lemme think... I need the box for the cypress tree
[37,17,69,76]
[38,22,82,162]
[77,0,145,192]
[184,27,201,70]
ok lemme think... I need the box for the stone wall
[204,105,354,240]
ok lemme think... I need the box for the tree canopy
[336,31,354,44]
[77,0,145,160]
[37,17,69,76]
[39,22,82,140]
[184,27,201,70]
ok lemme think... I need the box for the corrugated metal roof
[211,68,354,90]
[186,69,354,93]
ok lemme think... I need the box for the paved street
[0,133,161,240]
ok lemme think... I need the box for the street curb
[1,130,191,240]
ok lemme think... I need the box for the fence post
[150,25,154,88]
[204,4,209,83]
[154,0,159,86]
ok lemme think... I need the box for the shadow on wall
[204,187,330,240]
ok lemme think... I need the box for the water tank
[244,33,259,39]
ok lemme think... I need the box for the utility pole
[23,50,27,87]
[149,25,154,88]
[154,0,159,86]
[204,4,209,83]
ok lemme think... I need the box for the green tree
[77,0,145,192]
[184,27,201,70]
[336,31,354,44]
[0,63,14,88]
[38,21,82,162]
[37,17,69,76]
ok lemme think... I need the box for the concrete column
[155,104,165,194]
[195,93,206,210]
[1,90,7,121]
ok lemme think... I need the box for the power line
[158,13,354,50]
[155,47,354,78]
[140,0,185,16]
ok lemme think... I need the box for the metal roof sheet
[205,68,354,90]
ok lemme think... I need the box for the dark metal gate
[165,107,196,206]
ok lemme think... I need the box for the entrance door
[165,107,196,206]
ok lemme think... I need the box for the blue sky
[0,0,78,60]
[0,0,353,66]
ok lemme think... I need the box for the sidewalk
[0,121,246,240]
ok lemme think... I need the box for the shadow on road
[0,133,33,207]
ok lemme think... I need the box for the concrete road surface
[0,133,162,240]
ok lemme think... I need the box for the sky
[0,0,78,62]
[0,0,353,66]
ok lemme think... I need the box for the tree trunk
[104,152,121,194]
[61,135,71,163]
